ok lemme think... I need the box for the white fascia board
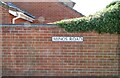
[9,10,35,22]
[9,10,18,16]
[19,12,35,22]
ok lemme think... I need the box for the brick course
[2,25,119,76]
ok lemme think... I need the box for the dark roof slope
[0,1,35,19]
[13,2,83,23]
[6,2,35,18]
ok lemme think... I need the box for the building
[0,0,83,24]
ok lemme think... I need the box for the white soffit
[9,10,34,22]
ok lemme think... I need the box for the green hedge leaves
[55,1,120,34]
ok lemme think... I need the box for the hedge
[55,1,120,34]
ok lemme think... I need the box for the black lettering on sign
[52,36,83,42]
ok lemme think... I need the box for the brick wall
[0,6,9,24]
[2,25,120,76]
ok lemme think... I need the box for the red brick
[2,26,119,76]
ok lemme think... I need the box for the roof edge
[59,0,75,8]
[0,24,57,27]
[0,1,35,19]
[0,1,9,8]
[59,2,85,17]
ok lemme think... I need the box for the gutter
[9,10,35,24]
[12,12,21,24]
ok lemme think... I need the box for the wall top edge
[0,24,58,27]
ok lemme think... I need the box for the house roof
[13,2,84,23]
[53,0,84,16]
[12,0,84,18]
[59,0,76,8]
[0,1,35,19]
[6,2,35,19]
[1,0,84,24]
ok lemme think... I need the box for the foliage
[106,1,120,8]
[55,1,120,34]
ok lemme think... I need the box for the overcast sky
[71,0,116,16]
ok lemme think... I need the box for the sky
[71,0,117,16]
